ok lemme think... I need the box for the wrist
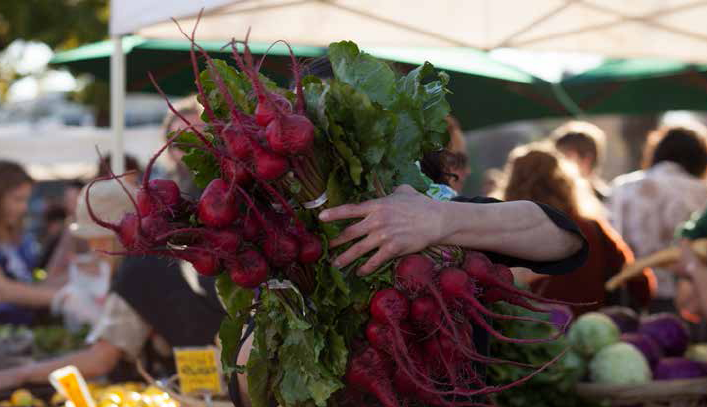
[436,201,478,246]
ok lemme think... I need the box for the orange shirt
[530,216,656,315]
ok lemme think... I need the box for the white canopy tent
[108,0,707,172]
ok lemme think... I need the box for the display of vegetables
[598,306,639,333]
[652,358,707,380]
[685,343,707,363]
[638,313,690,357]
[620,333,663,368]
[488,303,606,407]
[588,343,651,385]
[567,313,620,357]
[569,308,707,389]
[87,24,575,407]
[0,325,89,360]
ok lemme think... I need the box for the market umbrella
[51,37,569,129]
[114,0,707,63]
[49,35,326,95]
[101,0,707,173]
[559,58,707,115]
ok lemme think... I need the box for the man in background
[550,120,609,201]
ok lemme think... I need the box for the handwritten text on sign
[174,347,223,396]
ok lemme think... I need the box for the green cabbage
[568,312,620,357]
[589,343,652,384]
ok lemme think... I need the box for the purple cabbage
[653,358,707,380]
[639,313,690,357]
[599,306,639,333]
[621,333,663,368]
[548,304,573,331]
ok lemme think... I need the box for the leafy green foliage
[0,0,108,51]
[203,41,452,407]
[216,273,255,373]
[247,289,346,407]
[173,131,220,189]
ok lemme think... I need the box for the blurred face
[559,148,593,178]
[448,167,470,193]
[1,182,32,228]
[167,112,202,165]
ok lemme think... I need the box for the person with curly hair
[500,144,655,314]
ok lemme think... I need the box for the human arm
[0,340,121,390]
[320,185,585,275]
[0,269,58,307]
[677,240,707,318]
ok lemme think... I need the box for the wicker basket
[576,378,707,407]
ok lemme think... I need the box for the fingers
[333,234,381,269]
[319,201,375,222]
[329,217,374,248]
[358,247,397,276]
[681,240,699,274]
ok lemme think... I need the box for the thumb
[393,184,417,195]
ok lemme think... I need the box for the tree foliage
[0,0,108,51]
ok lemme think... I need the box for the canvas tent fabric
[560,58,707,115]
[113,0,707,62]
[51,37,568,129]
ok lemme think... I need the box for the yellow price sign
[48,366,95,407]
[174,346,224,396]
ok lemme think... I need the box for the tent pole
[110,35,126,175]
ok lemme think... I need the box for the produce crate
[576,378,707,406]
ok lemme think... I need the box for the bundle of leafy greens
[95,30,569,407]
[179,41,451,406]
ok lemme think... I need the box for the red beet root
[220,158,252,186]
[439,268,561,344]
[346,346,399,407]
[242,213,261,241]
[255,93,292,126]
[197,179,239,228]
[206,229,242,253]
[253,145,288,181]
[136,179,181,217]
[297,232,322,264]
[463,251,584,308]
[175,248,220,276]
[262,232,299,267]
[394,254,436,297]
[229,249,268,288]
[409,296,442,331]
[222,128,252,160]
[265,113,315,156]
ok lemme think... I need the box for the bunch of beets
[346,252,574,407]
[86,25,578,407]
[86,30,324,293]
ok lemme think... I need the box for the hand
[0,366,28,391]
[675,278,701,319]
[319,185,446,276]
[679,240,707,280]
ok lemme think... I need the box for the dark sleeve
[451,196,588,275]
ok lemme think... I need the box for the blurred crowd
[2,92,707,392]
